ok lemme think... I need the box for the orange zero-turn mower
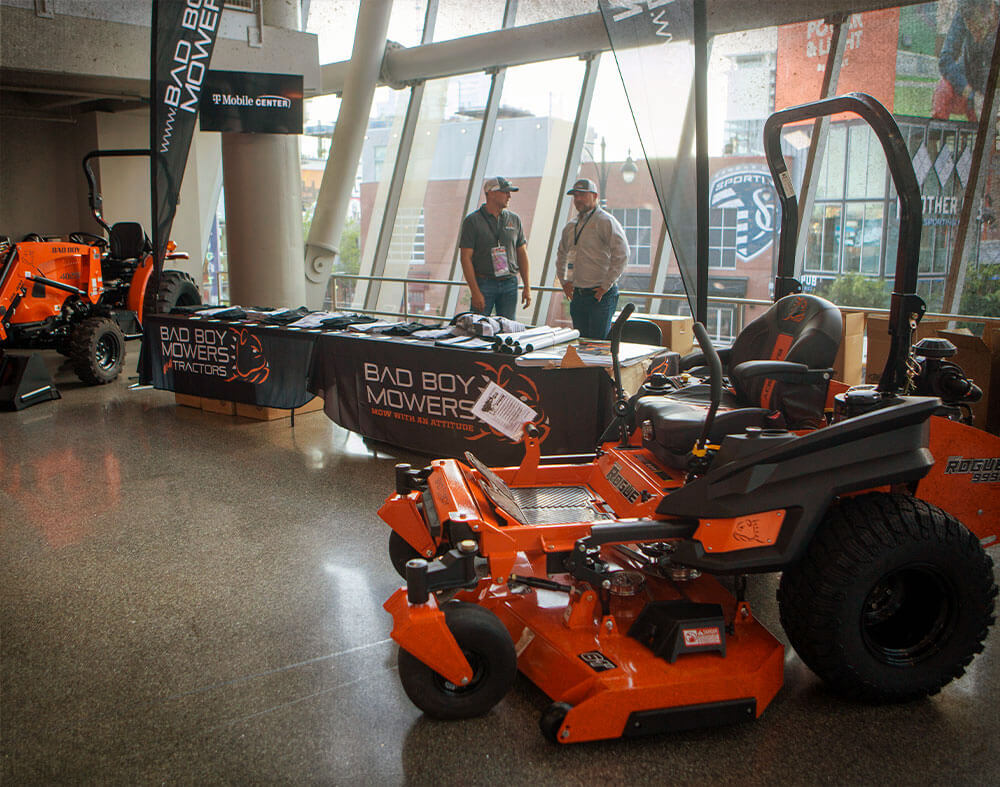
[378,94,998,744]
[0,149,199,385]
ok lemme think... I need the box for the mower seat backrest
[728,293,842,427]
[109,222,148,261]
[634,294,841,469]
[622,319,662,346]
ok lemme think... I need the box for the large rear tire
[778,493,996,703]
[155,270,201,314]
[397,602,517,720]
[69,316,125,385]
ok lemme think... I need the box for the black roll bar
[82,149,151,235]
[762,93,924,394]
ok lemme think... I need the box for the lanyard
[573,208,596,245]
[482,206,506,247]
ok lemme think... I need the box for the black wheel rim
[861,564,957,666]
[96,334,120,371]
[433,650,487,695]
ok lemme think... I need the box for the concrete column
[303,0,393,309]
[219,0,306,308]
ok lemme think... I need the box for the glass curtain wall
[783,2,998,324]
[301,2,999,332]
[431,0,506,41]
[547,51,658,326]
[480,57,588,326]
[369,74,492,318]
[348,86,414,311]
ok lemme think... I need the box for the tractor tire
[778,492,996,703]
[70,316,126,385]
[155,270,201,314]
[397,601,517,720]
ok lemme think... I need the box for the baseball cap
[484,176,519,193]
[567,178,599,195]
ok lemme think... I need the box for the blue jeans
[475,275,518,319]
[570,284,619,339]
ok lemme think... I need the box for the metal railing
[326,271,1000,330]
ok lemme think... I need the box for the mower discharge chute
[379,94,999,744]
[0,149,200,386]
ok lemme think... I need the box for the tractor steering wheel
[69,232,109,250]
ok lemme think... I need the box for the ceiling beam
[321,0,925,96]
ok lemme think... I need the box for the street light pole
[584,135,640,208]
[598,135,608,208]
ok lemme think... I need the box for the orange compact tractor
[379,95,999,743]
[0,149,200,386]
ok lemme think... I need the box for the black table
[144,316,668,465]
[144,315,318,408]
[307,332,617,464]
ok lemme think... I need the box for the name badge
[491,245,509,276]
[565,248,576,282]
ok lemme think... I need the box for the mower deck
[488,564,784,743]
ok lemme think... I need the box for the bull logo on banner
[227,328,270,384]
[710,166,777,261]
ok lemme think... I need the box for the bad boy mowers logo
[158,324,270,384]
[710,166,777,261]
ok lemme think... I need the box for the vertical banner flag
[150,0,220,294]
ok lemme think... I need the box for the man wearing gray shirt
[555,178,630,339]
[459,177,532,319]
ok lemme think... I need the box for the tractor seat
[108,222,149,261]
[635,294,842,469]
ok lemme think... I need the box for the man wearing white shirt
[555,178,630,339]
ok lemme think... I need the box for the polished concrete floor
[2,345,998,784]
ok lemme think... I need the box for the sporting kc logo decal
[710,166,777,261]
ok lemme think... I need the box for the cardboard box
[174,393,202,409]
[864,316,948,385]
[628,313,694,355]
[200,396,237,416]
[833,311,865,386]
[936,327,1000,434]
[235,396,324,421]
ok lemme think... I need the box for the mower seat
[636,294,842,469]
[622,318,662,346]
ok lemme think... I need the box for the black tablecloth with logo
[144,315,317,408]
[144,316,653,465]
[307,333,617,465]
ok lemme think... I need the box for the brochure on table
[515,340,664,368]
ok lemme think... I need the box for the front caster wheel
[397,602,517,720]
[539,701,573,743]
[389,530,450,578]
